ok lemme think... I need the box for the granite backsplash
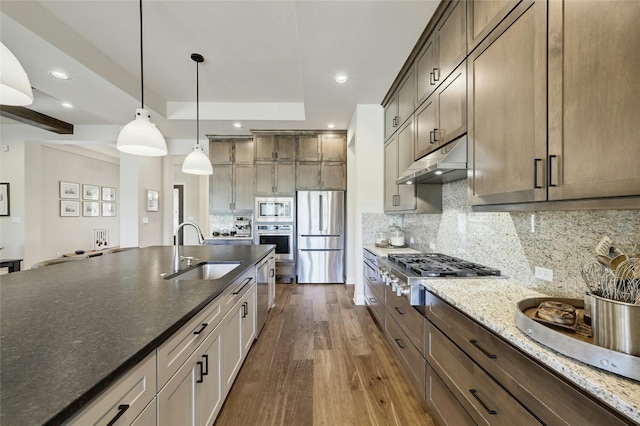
[363,179,639,298]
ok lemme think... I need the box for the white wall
[347,104,385,304]
[0,126,120,267]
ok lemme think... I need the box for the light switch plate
[535,266,553,282]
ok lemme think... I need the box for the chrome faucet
[173,222,206,272]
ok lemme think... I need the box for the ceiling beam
[0,106,74,134]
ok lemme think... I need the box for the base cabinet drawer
[385,286,425,354]
[425,291,633,425]
[426,365,475,426]
[427,320,540,426]
[364,280,385,326]
[66,353,156,426]
[385,310,425,399]
[157,297,224,390]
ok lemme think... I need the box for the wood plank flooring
[214,284,434,426]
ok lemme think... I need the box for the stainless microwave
[254,197,294,222]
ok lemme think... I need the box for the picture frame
[102,202,116,217]
[60,181,80,199]
[0,182,9,216]
[60,200,80,217]
[83,184,100,201]
[146,189,159,212]
[83,201,100,217]
[102,186,116,202]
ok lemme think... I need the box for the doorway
[173,184,184,245]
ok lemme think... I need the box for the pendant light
[182,53,213,175]
[0,42,34,106]
[116,0,167,156]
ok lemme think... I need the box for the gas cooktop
[387,253,501,278]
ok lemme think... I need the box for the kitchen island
[423,278,640,424]
[0,245,273,426]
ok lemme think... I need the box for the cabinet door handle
[197,361,204,383]
[202,354,209,376]
[233,277,253,295]
[274,151,278,159]
[429,71,435,86]
[270,268,275,277]
[469,389,497,415]
[433,67,440,82]
[242,301,248,318]
[433,128,438,142]
[393,116,399,127]
[469,339,497,359]
[548,154,558,187]
[106,404,130,426]
[533,158,543,189]
[193,323,208,335]
[394,307,405,315]
[429,130,434,144]
[394,338,406,349]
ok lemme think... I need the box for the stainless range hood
[396,136,468,185]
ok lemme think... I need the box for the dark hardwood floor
[214,283,434,426]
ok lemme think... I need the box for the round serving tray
[515,297,640,381]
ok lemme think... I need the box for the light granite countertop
[422,278,640,423]
[363,244,420,258]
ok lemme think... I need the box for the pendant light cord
[139,0,144,109]
[196,59,200,147]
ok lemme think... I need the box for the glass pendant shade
[117,108,168,156]
[0,42,34,106]
[182,143,213,175]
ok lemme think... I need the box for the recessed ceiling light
[232,122,242,128]
[49,70,70,80]
[61,102,74,109]
[334,74,348,84]
[327,123,335,129]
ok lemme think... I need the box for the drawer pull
[193,323,208,335]
[394,338,406,349]
[202,354,209,376]
[233,277,253,295]
[106,404,129,426]
[394,307,405,315]
[197,361,204,383]
[470,339,497,359]
[469,389,497,415]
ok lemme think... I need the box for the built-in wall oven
[254,224,294,261]
[255,197,294,223]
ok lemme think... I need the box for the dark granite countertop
[0,245,274,426]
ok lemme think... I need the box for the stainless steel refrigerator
[296,190,345,283]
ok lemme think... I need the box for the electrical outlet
[142,217,149,224]
[535,266,554,282]
[409,237,415,244]
[429,242,436,250]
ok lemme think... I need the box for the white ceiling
[1,1,438,144]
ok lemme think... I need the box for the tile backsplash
[363,179,639,298]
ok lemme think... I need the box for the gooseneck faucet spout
[173,222,206,272]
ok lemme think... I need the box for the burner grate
[388,253,501,278]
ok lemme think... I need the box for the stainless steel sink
[164,262,240,280]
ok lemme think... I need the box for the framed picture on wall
[60,181,80,199]
[102,202,116,217]
[0,182,9,216]
[102,186,116,202]
[146,189,159,212]
[83,201,99,217]
[83,184,100,200]
[60,200,80,217]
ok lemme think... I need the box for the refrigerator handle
[319,194,324,232]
